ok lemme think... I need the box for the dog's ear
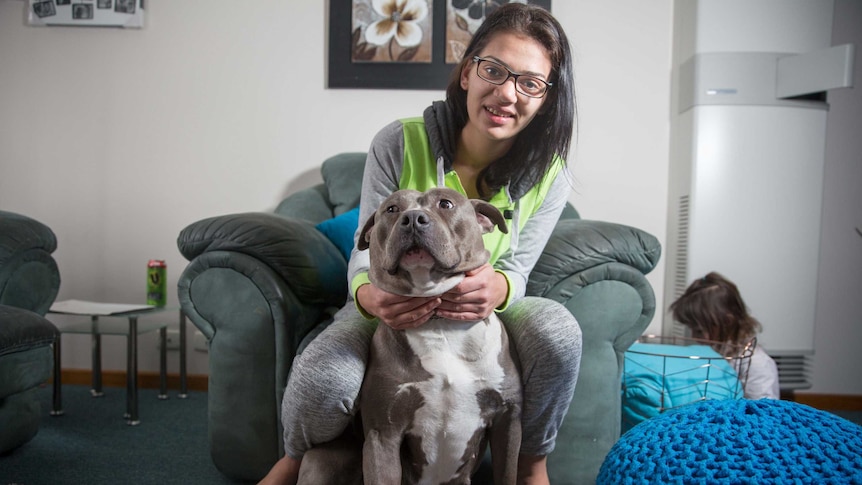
[356,211,375,251]
[470,200,508,235]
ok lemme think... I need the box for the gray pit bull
[298,188,523,484]
[355,187,523,484]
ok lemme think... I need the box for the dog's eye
[438,199,454,210]
[386,205,400,213]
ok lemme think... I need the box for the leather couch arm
[176,213,351,480]
[0,211,57,258]
[177,212,347,308]
[0,211,60,315]
[528,219,662,297]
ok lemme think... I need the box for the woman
[261,4,581,483]
[670,272,780,400]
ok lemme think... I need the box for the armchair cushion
[0,306,58,399]
[321,152,367,215]
[0,305,58,454]
[273,185,333,223]
[0,306,58,359]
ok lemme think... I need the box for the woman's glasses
[473,56,552,98]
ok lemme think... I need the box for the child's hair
[670,272,761,354]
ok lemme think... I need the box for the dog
[354,187,523,484]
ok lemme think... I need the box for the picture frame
[27,0,145,28]
[72,4,93,20]
[328,0,552,90]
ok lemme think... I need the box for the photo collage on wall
[29,0,145,28]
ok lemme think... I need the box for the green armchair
[0,210,61,454]
[177,153,661,483]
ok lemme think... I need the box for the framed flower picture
[328,0,552,90]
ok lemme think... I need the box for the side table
[48,300,188,426]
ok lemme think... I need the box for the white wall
[803,0,862,397]
[0,2,672,378]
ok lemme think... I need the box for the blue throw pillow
[315,207,360,261]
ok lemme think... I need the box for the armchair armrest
[528,219,661,297]
[177,212,352,479]
[177,212,347,308]
[0,211,57,267]
[0,211,60,315]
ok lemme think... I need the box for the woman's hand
[356,283,441,330]
[436,264,508,321]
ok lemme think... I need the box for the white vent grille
[673,195,690,302]
[670,320,689,339]
[772,353,813,390]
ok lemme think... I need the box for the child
[670,272,780,399]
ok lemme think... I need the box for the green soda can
[147,259,167,307]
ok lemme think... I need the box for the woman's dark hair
[669,272,762,354]
[446,3,576,199]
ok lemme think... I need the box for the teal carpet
[1,384,242,485]
[4,385,860,484]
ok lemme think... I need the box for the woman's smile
[484,105,515,123]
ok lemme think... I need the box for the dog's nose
[400,211,430,231]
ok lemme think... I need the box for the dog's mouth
[382,230,462,277]
[390,245,435,273]
[404,246,426,257]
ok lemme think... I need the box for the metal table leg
[90,315,103,397]
[179,311,188,398]
[158,326,168,399]
[51,334,64,416]
[126,316,140,426]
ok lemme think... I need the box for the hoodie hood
[422,100,535,201]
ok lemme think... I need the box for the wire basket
[621,335,755,432]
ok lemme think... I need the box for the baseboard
[52,371,859,411]
[55,368,208,392]
[790,392,862,411]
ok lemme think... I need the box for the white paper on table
[49,299,155,316]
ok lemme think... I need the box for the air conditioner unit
[664,0,855,390]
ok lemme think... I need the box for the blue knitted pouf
[597,399,862,484]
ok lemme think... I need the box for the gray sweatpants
[281,296,582,459]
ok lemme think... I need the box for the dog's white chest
[400,317,507,484]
